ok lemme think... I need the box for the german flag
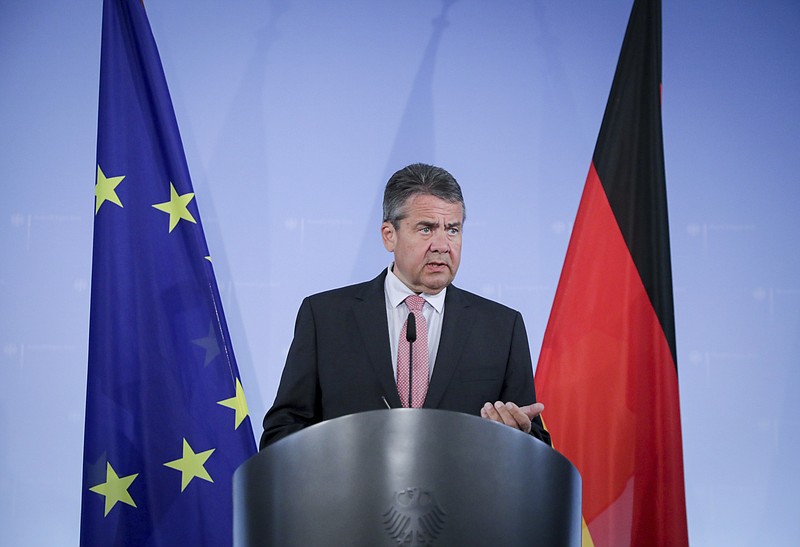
[534,1,688,545]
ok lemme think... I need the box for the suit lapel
[352,270,403,408]
[424,285,475,408]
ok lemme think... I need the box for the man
[260,163,550,448]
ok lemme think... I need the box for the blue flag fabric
[81,1,256,544]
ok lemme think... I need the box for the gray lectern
[234,409,580,546]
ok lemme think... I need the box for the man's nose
[430,230,449,253]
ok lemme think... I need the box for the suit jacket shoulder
[444,284,520,316]
[303,270,386,307]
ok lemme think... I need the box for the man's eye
[448,228,459,235]
[420,227,431,234]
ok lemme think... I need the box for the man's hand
[480,401,544,434]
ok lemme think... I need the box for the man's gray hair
[382,163,466,228]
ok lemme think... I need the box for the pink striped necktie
[396,295,429,408]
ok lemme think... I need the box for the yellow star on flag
[152,182,197,232]
[217,377,250,429]
[163,438,215,492]
[89,462,138,516]
[95,165,125,214]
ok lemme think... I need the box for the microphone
[406,311,417,342]
[406,311,416,408]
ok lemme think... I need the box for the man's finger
[482,401,500,422]
[521,402,544,420]
[492,401,516,427]
[481,401,534,433]
[495,401,532,431]
[502,402,532,433]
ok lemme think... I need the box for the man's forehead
[403,194,463,220]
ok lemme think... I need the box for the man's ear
[381,221,396,252]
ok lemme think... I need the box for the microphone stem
[408,340,413,408]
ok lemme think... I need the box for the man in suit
[260,163,550,448]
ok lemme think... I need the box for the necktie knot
[405,295,425,313]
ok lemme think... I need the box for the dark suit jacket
[260,270,550,448]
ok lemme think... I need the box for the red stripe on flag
[536,163,687,546]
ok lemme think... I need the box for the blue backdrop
[1,1,798,545]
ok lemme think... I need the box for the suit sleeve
[260,297,321,449]
[502,311,552,446]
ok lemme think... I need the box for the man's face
[381,193,463,294]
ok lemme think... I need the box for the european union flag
[80,1,256,544]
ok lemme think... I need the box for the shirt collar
[385,264,446,314]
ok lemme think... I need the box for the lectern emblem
[382,487,446,545]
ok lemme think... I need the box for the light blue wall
[1,1,798,544]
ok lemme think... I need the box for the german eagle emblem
[383,487,446,545]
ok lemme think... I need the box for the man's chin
[421,273,454,294]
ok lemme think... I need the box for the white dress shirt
[384,264,446,380]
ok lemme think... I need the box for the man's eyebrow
[414,220,462,229]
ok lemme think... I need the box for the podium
[234,409,581,546]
